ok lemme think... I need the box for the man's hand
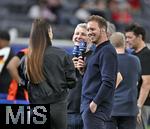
[89,101,97,113]
[137,106,142,124]
[72,57,78,68]
[76,56,85,74]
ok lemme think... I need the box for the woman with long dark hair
[24,18,76,129]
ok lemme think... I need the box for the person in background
[0,30,14,99]
[77,15,118,129]
[107,21,123,87]
[125,23,150,129]
[7,48,28,101]
[108,32,141,129]
[40,0,63,24]
[67,23,93,129]
[106,21,116,38]
[21,18,76,129]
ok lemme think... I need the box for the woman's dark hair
[26,18,52,83]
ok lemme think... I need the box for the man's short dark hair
[0,30,10,41]
[87,15,107,31]
[125,23,146,41]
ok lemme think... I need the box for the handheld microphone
[79,40,87,59]
[72,45,80,57]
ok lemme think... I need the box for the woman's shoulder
[46,46,69,56]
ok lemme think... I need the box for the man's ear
[72,34,75,42]
[138,34,142,40]
[48,28,53,40]
[101,28,106,32]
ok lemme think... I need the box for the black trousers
[50,99,67,129]
[67,113,83,129]
[106,116,136,129]
[82,107,106,129]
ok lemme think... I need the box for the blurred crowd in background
[0,0,150,42]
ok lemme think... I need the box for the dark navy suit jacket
[81,41,118,120]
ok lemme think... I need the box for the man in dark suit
[78,15,118,129]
